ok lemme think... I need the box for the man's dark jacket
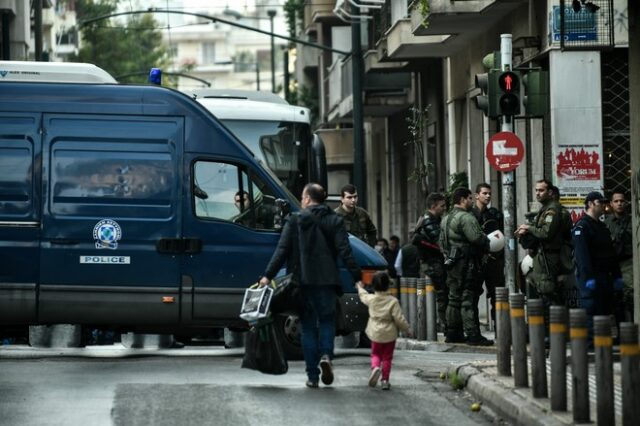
[263,204,361,290]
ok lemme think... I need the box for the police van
[0,62,385,354]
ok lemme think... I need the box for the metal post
[510,293,528,387]
[350,3,366,208]
[594,315,614,426]
[425,276,437,342]
[35,0,43,61]
[256,62,260,91]
[549,305,568,411]
[620,322,640,426]
[400,278,408,325]
[500,34,516,293]
[570,309,590,423]
[283,47,290,101]
[416,278,426,340]
[495,287,511,376]
[268,10,277,93]
[407,278,417,337]
[528,299,548,398]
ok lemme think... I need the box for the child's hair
[371,271,390,292]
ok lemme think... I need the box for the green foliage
[417,0,430,28]
[448,371,465,390]
[72,0,171,85]
[283,0,305,39]
[404,106,433,196]
[445,171,469,209]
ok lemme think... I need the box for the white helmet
[521,255,534,276]
[487,230,505,252]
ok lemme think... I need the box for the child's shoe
[368,367,381,387]
[381,380,390,390]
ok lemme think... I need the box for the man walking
[335,184,377,247]
[439,188,492,346]
[515,179,566,308]
[471,183,504,327]
[260,183,362,388]
[413,192,448,331]
[573,191,623,335]
[604,190,634,321]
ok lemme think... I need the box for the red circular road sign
[486,131,525,172]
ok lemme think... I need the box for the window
[202,43,216,65]
[193,161,278,230]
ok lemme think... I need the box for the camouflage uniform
[413,212,447,330]
[525,199,566,307]
[334,205,377,247]
[605,213,634,320]
[439,207,488,341]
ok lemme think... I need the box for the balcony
[304,0,341,34]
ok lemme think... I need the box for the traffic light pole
[500,34,517,293]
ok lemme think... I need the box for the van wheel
[274,314,303,360]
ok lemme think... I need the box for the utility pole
[267,9,277,93]
[500,34,516,292]
[351,3,366,208]
[283,46,290,102]
[34,0,43,61]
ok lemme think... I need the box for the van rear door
[39,114,183,326]
[0,113,41,324]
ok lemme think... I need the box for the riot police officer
[604,190,633,321]
[335,184,377,247]
[471,183,504,327]
[413,192,447,331]
[439,188,492,346]
[573,191,623,335]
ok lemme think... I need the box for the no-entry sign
[486,131,525,172]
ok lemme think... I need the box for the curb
[448,363,571,426]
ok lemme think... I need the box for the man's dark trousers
[300,286,337,383]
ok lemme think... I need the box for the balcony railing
[327,59,343,113]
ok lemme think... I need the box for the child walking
[357,271,412,390]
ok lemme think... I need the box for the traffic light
[522,70,549,117]
[497,71,520,116]
[474,70,500,118]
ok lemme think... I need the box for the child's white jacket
[357,286,411,343]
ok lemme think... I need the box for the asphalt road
[0,347,506,426]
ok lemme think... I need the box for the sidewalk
[445,356,622,426]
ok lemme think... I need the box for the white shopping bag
[239,284,274,322]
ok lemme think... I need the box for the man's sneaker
[381,380,391,391]
[445,332,466,344]
[466,336,494,346]
[368,367,381,387]
[319,355,334,385]
[305,380,319,389]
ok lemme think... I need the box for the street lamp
[215,60,261,91]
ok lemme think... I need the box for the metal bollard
[407,278,417,337]
[594,315,614,426]
[416,278,426,340]
[528,299,548,398]
[620,322,640,426]
[549,305,568,411]
[570,309,590,424]
[400,278,409,322]
[510,293,528,387]
[425,275,437,342]
[495,287,511,376]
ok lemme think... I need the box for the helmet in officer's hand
[487,230,505,252]
[521,255,534,275]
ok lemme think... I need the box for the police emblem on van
[93,219,122,249]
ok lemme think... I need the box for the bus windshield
[221,119,312,199]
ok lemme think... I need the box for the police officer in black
[471,183,504,327]
[413,192,447,330]
[573,191,623,337]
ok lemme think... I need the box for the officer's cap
[584,191,608,208]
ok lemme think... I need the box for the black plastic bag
[270,274,303,315]
[241,318,288,375]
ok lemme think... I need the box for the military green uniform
[605,213,634,320]
[439,207,488,341]
[413,212,447,330]
[525,199,566,306]
[334,205,377,247]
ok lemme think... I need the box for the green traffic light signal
[522,70,549,117]
[498,71,520,116]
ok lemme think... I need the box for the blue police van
[0,80,385,354]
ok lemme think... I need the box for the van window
[193,161,278,230]
[0,143,33,218]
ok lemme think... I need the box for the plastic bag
[270,274,303,314]
[239,284,274,322]
[241,318,288,375]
